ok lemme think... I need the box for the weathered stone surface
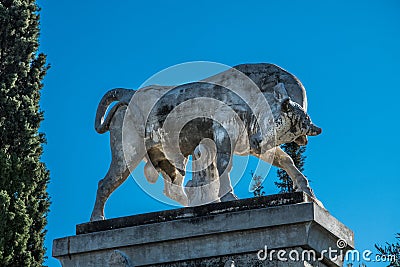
[108,250,134,267]
[77,192,311,235]
[54,193,353,267]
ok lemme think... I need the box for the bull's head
[249,98,321,153]
[277,98,322,145]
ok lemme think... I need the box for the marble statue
[90,63,322,221]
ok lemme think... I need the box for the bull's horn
[307,124,322,136]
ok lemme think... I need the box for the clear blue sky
[37,1,399,266]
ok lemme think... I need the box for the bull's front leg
[273,147,313,195]
[213,125,238,202]
[257,147,324,207]
[217,152,237,201]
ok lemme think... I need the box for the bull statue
[90,63,322,221]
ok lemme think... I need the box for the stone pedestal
[53,192,354,266]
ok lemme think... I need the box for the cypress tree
[0,0,50,266]
[249,171,266,197]
[275,142,306,193]
[375,233,400,266]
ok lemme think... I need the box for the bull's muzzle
[307,124,322,136]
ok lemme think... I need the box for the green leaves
[0,0,50,266]
[375,233,400,267]
[250,171,266,197]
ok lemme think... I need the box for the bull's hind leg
[213,126,238,202]
[90,107,144,221]
[90,159,130,221]
[162,170,188,206]
[217,152,237,201]
[159,158,188,206]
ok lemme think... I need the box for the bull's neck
[274,117,297,146]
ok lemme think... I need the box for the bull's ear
[281,98,291,112]
[273,83,289,101]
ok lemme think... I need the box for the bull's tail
[95,88,135,134]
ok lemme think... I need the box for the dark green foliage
[375,233,400,266]
[0,0,50,266]
[275,142,306,193]
[250,171,265,197]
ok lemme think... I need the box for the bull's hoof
[177,196,189,207]
[295,186,316,198]
[90,213,105,222]
[295,188,326,210]
[313,198,326,210]
[220,192,238,202]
